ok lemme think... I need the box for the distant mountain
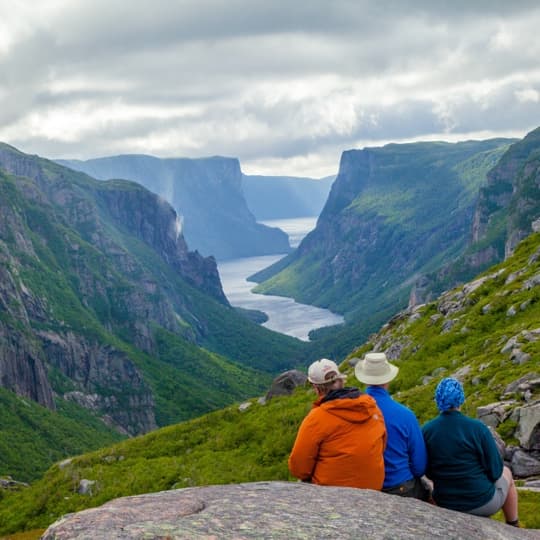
[0,143,308,479]
[411,127,540,305]
[58,155,291,260]
[3,228,540,534]
[242,174,334,220]
[251,138,516,355]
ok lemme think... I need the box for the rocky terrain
[41,481,539,539]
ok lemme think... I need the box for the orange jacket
[288,388,386,489]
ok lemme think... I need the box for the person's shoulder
[462,414,490,432]
[421,414,441,432]
[385,397,419,420]
[392,398,415,414]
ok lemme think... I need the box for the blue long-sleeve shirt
[366,386,427,489]
[422,410,503,511]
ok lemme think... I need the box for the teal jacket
[422,410,503,511]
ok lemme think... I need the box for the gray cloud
[1,1,539,177]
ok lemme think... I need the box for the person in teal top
[422,378,520,528]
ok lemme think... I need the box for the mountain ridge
[58,154,291,260]
[0,143,309,480]
[250,137,519,357]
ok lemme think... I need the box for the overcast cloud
[1,0,540,177]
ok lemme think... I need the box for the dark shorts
[467,474,509,517]
[382,477,430,501]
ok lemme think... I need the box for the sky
[1,1,540,178]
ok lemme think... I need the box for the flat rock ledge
[41,481,539,540]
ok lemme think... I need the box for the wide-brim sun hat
[308,358,347,385]
[354,352,399,385]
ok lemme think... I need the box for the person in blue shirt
[422,378,520,528]
[355,352,428,499]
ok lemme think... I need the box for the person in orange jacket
[288,358,387,489]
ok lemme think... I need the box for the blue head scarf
[435,377,465,412]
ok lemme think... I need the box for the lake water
[218,217,344,341]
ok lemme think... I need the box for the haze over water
[218,217,344,341]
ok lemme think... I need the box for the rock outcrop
[265,369,307,400]
[41,481,539,539]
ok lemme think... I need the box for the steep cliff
[473,126,540,260]
[0,144,307,448]
[252,139,513,351]
[410,127,540,305]
[58,155,291,260]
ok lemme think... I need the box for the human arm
[288,412,322,482]
[421,422,434,480]
[408,416,428,478]
[478,422,503,482]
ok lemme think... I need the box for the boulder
[476,401,515,428]
[0,476,29,491]
[266,370,307,400]
[41,481,539,539]
[511,450,540,478]
[515,402,540,450]
[77,479,96,495]
[503,373,540,398]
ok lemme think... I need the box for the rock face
[41,481,539,539]
[0,144,224,434]
[411,126,540,307]
[0,143,271,437]
[473,127,540,260]
[58,155,291,260]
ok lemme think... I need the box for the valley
[3,5,540,537]
[218,217,344,341]
[1,128,540,536]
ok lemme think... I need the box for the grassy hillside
[251,140,514,363]
[0,145,309,483]
[254,141,512,315]
[0,388,123,483]
[2,232,540,535]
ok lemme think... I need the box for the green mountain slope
[2,231,540,534]
[250,139,514,357]
[0,144,308,481]
[415,127,540,302]
[0,387,123,483]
